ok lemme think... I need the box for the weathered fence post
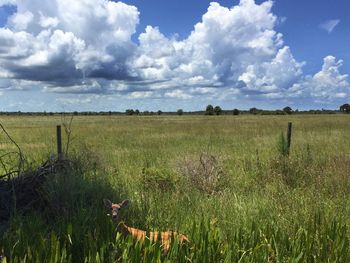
[56,125,63,161]
[287,122,292,155]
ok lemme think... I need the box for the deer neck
[116,221,130,237]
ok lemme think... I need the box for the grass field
[1,114,350,262]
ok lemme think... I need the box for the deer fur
[103,199,188,255]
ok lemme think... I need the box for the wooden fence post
[287,122,292,155]
[56,125,63,161]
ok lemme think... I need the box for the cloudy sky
[0,0,349,112]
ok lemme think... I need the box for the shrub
[179,153,228,194]
[269,144,317,188]
[140,167,178,192]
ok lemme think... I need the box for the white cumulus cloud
[0,0,15,6]
[131,0,293,98]
[288,56,350,101]
[0,0,348,107]
[239,46,304,93]
[0,0,139,90]
[165,90,193,99]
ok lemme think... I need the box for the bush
[179,153,228,194]
[140,167,179,192]
[269,144,317,188]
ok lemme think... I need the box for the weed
[180,153,229,195]
[140,167,178,192]
[277,132,289,157]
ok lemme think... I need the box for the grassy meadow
[1,114,350,262]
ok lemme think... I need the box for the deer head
[103,199,129,223]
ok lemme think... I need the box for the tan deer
[103,199,189,255]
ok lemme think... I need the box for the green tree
[233,109,240,115]
[177,109,184,115]
[205,104,214,115]
[340,103,350,113]
[214,106,222,115]
[157,110,162,115]
[283,106,293,115]
[125,109,134,115]
[249,107,259,115]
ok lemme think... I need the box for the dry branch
[0,158,69,222]
[0,123,25,174]
[0,123,70,222]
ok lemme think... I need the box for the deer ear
[103,199,112,208]
[120,199,130,209]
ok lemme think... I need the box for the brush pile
[0,123,70,222]
[0,158,69,222]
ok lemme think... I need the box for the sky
[0,0,349,112]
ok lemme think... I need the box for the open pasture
[1,114,350,262]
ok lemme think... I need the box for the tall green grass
[1,115,350,261]
[2,213,349,262]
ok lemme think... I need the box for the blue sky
[0,0,349,112]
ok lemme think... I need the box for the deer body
[104,199,188,254]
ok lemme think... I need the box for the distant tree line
[246,106,337,115]
[1,104,349,116]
